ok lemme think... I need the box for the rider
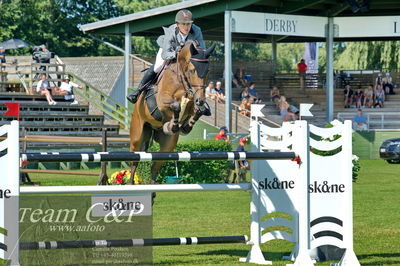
[127,9,206,104]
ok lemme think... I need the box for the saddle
[144,86,162,122]
[143,62,172,122]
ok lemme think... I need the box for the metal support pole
[326,17,334,122]
[224,10,232,131]
[271,36,277,75]
[97,128,108,185]
[235,106,238,133]
[214,99,217,126]
[124,23,131,127]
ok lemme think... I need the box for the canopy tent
[79,0,400,129]
[0,39,29,50]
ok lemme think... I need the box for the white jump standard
[0,120,360,265]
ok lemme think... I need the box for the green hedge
[136,140,232,183]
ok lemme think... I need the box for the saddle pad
[144,86,163,122]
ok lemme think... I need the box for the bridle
[167,51,208,99]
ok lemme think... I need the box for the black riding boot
[127,65,156,104]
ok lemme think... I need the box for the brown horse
[129,41,216,183]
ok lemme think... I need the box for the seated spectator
[0,48,6,70]
[240,85,250,101]
[214,126,230,142]
[214,81,225,102]
[233,67,242,88]
[363,85,374,108]
[270,86,280,108]
[353,109,368,131]
[248,82,262,104]
[375,72,383,87]
[279,96,296,121]
[383,72,395,95]
[343,84,353,108]
[374,84,385,108]
[289,104,299,115]
[36,74,56,105]
[59,76,83,105]
[354,86,364,109]
[239,98,250,116]
[205,81,217,101]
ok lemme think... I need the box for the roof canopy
[80,0,400,42]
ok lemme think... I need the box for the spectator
[233,66,243,88]
[0,48,6,70]
[214,81,225,102]
[279,96,296,121]
[375,73,383,87]
[239,98,250,116]
[214,126,230,142]
[205,81,217,101]
[297,59,307,90]
[343,84,354,108]
[383,72,395,95]
[36,74,56,105]
[270,86,280,108]
[248,82,262,104]
[374,84,385,108]
[363,84,374,108]
[289,104,299,116]
[246,97,254,110]
[232,137,249,183]
[59,76,83,105]
[353,109,368,131]
[0,48,5,87]
[240,85,250,101]
[354,86,364,109]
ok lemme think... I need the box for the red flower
[116,175,123,184]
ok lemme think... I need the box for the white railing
[337,112,400,129]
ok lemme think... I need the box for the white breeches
[154,48,165,73]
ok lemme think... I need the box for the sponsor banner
[19,195,153,265]
[231,11,326,37]
[91,194,152,217]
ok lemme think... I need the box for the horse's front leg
[180,107,205,135]
[163,100,181,135]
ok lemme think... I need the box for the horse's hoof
[179,124,192,135]
[171,124,180,133]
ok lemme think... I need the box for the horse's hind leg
[151,130,179,183]
[163,100,181,135]
[129,119,152,185]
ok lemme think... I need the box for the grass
[22,159,400,265]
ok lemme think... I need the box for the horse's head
[178,41,216,108]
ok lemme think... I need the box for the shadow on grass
[198,248,291,260]
[153,249,292,265]
[358,253,400,265]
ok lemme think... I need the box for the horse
[129,40,216,184]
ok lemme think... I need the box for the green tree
[335,41,400,71]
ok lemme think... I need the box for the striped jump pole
[20,183,251,194]
[20,235,248,250]
[19,151,297,163]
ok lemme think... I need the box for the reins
[167,49,206,98]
